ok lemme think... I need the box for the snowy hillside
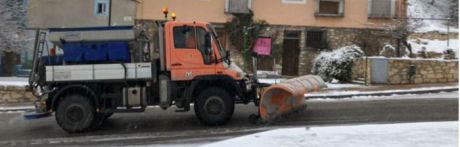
[409,39,458,56]
[408,0,458,33]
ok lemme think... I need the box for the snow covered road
[0,92,456,146]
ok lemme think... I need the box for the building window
[315,0,344,17]
[225,0,252,14]
[94,0,109,16]
[369,0,395,18]
[306,30,327,50]
[282,0,307,4]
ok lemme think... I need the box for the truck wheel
[55,95,95,133]
[194,88,234,125]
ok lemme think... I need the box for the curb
[306,87,459,99]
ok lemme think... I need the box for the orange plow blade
[259,75,327,122]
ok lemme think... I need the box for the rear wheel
[194,88,234,125]
[55,95,96,133]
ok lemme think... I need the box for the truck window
[173,26,196,49]
[173,26,211,64]
[94,0,109,16]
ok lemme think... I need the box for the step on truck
[25,10,326,133]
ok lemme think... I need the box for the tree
[0,0,30,76]
[224,11,268,72]
[384,18,421,58]
[0,0,28,53]
[450,0,459,26]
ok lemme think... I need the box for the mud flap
[258,75,326,123]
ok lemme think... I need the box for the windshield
[208,24,228,64]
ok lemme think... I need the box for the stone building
[136,0,408,76]
[27,0,408,76]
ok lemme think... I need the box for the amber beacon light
[162,7,169,20]
[171,13,177,21]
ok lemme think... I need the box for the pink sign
[253,38,272,56]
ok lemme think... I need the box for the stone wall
[388,59,458,84]
[0,85,35,104]
[352,57,459,85]
[351,58,367,80]
[409,32,459,40]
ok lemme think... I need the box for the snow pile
[379,43,400,57]
[258,78,363,89]
[306,85,458,98]
[325,79,363,89]
[256,70,281,78]
[204,121,458,147]
[409,39,459,57]
[258,78,283,84]
[408,0,458,33]
[311,45,364,82]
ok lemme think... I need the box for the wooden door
[281,31,300,76]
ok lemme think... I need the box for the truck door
[168,25,215,81]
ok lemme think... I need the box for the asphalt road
[0,92,457,146]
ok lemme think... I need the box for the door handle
[172,63,182,66]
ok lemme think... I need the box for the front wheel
[55,95,96,133]
[194,88,234,125]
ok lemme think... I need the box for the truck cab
[164,21,244,81]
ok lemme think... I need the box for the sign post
[252,37,273,84]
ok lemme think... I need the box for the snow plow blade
[259,75,326,122]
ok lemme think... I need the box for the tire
[55,95,96,133]
[194,87,234,125]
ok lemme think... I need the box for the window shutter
[369,0,392,18]
[226,0,251,14]
[315,0,320,13]
[338,0,344,15]
[225,0,229,12]
[390,0,396,18]
[368,0,372,16]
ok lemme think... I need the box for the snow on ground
[409,39,459,56]
[307,86,458,97]
[309,91,458,102]
[204,121,458,147]
[258,78,283,84]
[0,77,28,86]
[408,0,458,33]
[258,78,363,90]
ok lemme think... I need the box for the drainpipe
[108,0,112,26]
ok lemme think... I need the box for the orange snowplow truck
[26,20,326,133]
